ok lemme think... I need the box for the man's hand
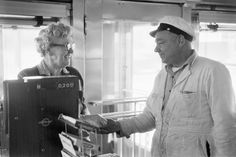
[80,114,108,128]
[79,114,121,134]
[98,118,121,134]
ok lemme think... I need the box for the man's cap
[150,16,195,41]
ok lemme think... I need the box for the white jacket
[119,53,236,157]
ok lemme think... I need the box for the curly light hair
[35,22,73,56]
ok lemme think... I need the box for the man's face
[154,31,180,65]
[47,38,74,69]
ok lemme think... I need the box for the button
[165,120,169,125]
[160,146,165,154]
[161,150,165,155]
[161,128,168,133]
[160,131,167,136]
[169,90,171,92]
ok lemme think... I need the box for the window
[2,26,42,80]
[102,21,161,157]
[103,21,161,99]
[133,24,162,97]
[199,23,236,93]
[0,26,43,98]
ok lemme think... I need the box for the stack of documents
[59,131,100,157]
[58,114,120,157]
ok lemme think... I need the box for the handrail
[101,110,142,119]
[87,97,147,106]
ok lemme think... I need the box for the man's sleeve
[208,63,236,157]
[118,101,156,138]
[117,73,162,138]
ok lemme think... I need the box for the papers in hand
[58,114,100,132]
[58,114,77,126]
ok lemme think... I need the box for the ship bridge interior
[1,0,236,157]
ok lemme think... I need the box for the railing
[88,97,152,157]
[89,97,147,106]
[89,97,146,119]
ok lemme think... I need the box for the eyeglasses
[50,43,75,54]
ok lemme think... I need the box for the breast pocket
[180,91,200,118]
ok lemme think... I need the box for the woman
[18,22,88,115]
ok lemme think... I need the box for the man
[17,22,88,114]
[91,16,236,157]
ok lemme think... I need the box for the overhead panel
[190,0,236,23]
[0,1,69,17]
[5,0,71,2]
[0,1,70,26]
[189,0,236,6]
[199,11,236,23]
[133,0,236,6]
[125,0,186,3]
[103,0,183,22]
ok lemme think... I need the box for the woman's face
[47,38,73,69]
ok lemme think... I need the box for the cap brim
[149,29,158,38]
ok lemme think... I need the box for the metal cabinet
[3,76,79,157]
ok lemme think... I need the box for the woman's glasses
[50,43,75,54]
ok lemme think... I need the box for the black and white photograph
[0,0,236,157]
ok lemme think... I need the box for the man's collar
[180,50,197,69]
[165,50,197,73]
[37,60,69,76]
